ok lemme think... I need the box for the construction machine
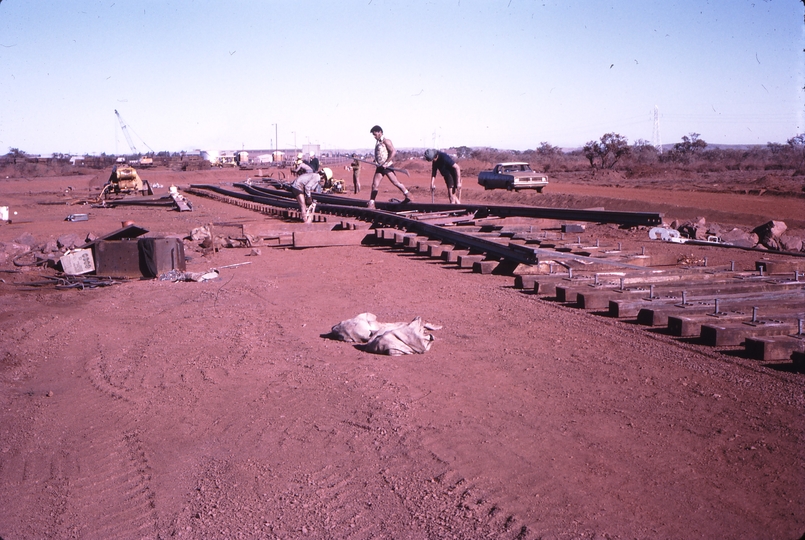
[101,165,153,199]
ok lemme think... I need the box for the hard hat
[321,167,333,181]
[309,151,315,157]
[424,148,438,161]
[296,152,303,160]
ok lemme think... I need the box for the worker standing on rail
[368,125,411,209]
[350,153,361,194]
[424,148,462,204]
[290,167,333,224]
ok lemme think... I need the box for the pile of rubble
[0,231,87,268]
[672,218,804,252]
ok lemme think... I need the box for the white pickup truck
[477,162,548,192]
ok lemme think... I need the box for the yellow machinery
[102,165,153,199]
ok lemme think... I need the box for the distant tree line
[0,149,215,176]
[5,133,805,176]
[434,132,805,176]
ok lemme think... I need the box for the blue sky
[1,0,802,155]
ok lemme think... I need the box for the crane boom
[115,109,139,154]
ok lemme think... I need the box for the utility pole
[652,105,662,154]
[272,124,278,156]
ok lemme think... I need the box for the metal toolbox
[93,237,185,277]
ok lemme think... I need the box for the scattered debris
[65,213,89,222]
[57,233,82,250]
[159,269,219,282]
[158,262,250,282]
[666,218,804,254]
[363,318,439,356]
[0,242,31,266]
[13,232,36,247]
[562,224,585,233]
[649,227,683,243]
[169,186,193,211]
[676,217,709,240]
[13,250,53,268]
[325,312,442,356]
[214,262,252,270]
[720,228,758,248]
[17,274,126,290]
[754,220,788,250]
[60,248,95,275]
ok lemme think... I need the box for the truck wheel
[536,187,544,193]
[506,183,513,191]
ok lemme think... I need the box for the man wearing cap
[424,148,461,204]
[368,125,411,208]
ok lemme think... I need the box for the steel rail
[189,184,654,270]
[240,182,663,226]
[190,184,538,264]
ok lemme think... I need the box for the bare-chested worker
[367,125,411,209]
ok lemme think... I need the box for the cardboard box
[60,248,95,275]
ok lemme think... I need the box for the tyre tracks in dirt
[168,354,534,539]
[0,297,160,539]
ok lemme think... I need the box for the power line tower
[651,105,662,154]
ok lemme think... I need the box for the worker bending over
[290,165,333,223]
[424,148,461,204]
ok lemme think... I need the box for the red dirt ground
[0,164,803,539]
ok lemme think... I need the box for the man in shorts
[424,148,462,204]
[368,125,411,209]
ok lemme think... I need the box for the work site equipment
[101,165,153,199]
[114,109,154,155]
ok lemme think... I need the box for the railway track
[187,182,805,370]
